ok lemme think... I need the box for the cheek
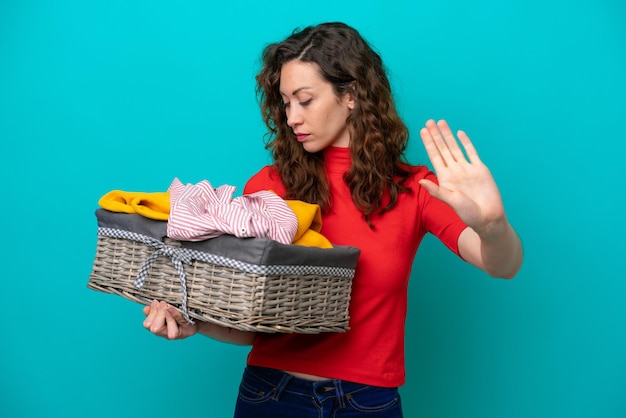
[319,105,340,125]
[327,109,349,129]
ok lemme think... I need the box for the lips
[295,133,310,142]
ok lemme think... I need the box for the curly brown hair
[256,22,411,227]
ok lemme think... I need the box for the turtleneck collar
[323,146,352,174]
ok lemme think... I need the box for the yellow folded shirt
[285,200,333,249]
[98,190,170,221]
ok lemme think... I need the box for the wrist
[472,216,511,242]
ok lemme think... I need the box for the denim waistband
[244,365,391,407]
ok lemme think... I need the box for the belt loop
[334,379,346,409]
[271,372,293,401]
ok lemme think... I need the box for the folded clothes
[97,180,333,248]
[98,190,170,221]
[285,200,332,249]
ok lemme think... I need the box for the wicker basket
[88,209,360,333]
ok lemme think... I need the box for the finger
[149,301,169,334]
[420,127,446,171]
[437,120,467,163]
[426,119,455,166]
[418,179,440,199]
[143,300,159,329]
[167,306,188,325]
[164,308,181,340]
[457,130,481,164]
[419,179,458,209]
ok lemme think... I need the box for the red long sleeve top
[243,146,467,387]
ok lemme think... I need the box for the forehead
[279,61,326,95]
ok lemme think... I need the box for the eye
[299,98,312,107]
[282,101,290,109]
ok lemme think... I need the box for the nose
[286,105,303,128]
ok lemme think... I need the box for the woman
[143,22,523,417]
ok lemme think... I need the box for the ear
[345,93,355,110]
[344,81,356,110]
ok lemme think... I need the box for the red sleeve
[416,169,468,258]
[243,166,287,197]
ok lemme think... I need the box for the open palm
[419,119,505,234]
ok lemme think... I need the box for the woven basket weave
[88,210,359,334]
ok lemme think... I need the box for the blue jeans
[234,366,403,417]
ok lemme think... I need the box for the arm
[457,220,523,279]
[419,119,523,279]
[142,300,255,345]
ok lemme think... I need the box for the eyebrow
[280,86,314,97]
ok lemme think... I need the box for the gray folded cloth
[95,208,360,269]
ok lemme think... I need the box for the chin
[301,142,325,154]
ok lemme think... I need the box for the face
[279,60,354,152]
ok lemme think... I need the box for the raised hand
[418,119,506,236]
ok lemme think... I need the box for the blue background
[1,1,624,417]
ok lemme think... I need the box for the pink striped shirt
[166,178,298,244]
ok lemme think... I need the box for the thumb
[419,179,440,198]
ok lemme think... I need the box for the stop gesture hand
[419,119,506,236]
